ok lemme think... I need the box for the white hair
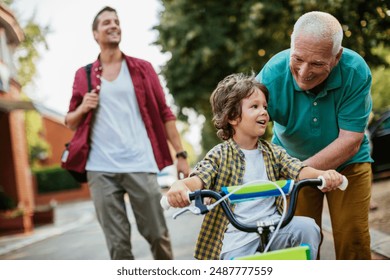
[291,11,343,55]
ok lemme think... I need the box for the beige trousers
[88,171,173,260]
[295,163,372,260]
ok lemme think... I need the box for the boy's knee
[293,216,320,260]
[295,216,321,241]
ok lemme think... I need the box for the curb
[0,203,95,256]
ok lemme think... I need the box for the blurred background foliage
[155,0,390,154]
[4,0,390,161]
[3,0,52,166]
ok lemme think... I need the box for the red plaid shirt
[64,53,175,173]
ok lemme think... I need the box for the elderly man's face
[290,35,342,91]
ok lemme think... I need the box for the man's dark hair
[92,6,117,31]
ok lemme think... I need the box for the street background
[0,178,389,260]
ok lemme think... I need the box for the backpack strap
[84,63,93,92]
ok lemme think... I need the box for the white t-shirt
[86,60,158,173]
[220,148,280,254]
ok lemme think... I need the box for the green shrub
[33,166,81,193]
[0,187,17,211]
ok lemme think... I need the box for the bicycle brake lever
[172,203,201,219]
[170,190,211,219]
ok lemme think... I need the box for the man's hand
[80,89,99,113]
[65,89,99,130]
[318,170,344,192]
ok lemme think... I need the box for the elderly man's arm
[304,129,364,170]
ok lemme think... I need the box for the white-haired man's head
[291,11,343,55]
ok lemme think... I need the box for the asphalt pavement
[0,185,389,260]
[0,196,203,260]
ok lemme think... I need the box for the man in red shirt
[64,6,189,260]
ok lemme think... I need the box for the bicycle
[161,176,347,260]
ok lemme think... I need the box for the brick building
[0,4,89,236]
[0,4,35,234]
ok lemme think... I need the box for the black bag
[61,63,92,183]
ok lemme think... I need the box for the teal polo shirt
[257,48,373,171]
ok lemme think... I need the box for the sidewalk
[1,192,390,259]
[0,200,96,256]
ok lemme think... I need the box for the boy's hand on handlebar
[166,181,191,208]
[319,170,344,192]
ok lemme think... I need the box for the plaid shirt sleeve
[262,140,306,180]
[277,148,306,179]
[261,140,307,214]
[190,146,221,190]
[189,142,245,259]
[190,145,226,260]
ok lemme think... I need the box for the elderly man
[257,11,373,259]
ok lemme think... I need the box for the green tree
[16,17,50,88]
[155,0,390,152]
[6,0,51,88]
[24,110,51,165]
[371,44,390,115]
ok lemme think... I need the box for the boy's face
[229,88,269,142]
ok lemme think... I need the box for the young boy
[166,73,344,260]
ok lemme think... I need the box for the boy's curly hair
[210,73,269,140]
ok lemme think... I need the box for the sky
[12,0,169,114]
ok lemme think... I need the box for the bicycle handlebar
[161,177,348,232]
